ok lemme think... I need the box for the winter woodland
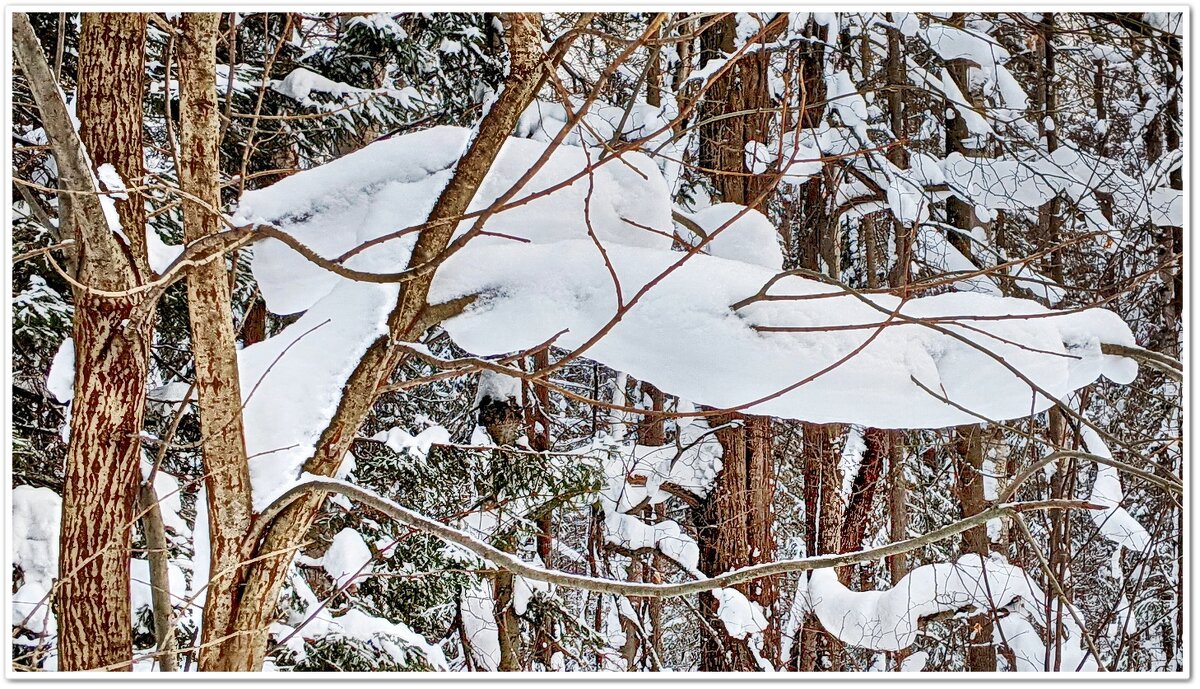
[9,11,1184,673]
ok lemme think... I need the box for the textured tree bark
[884,13,912,289]
[77,13,151,281]
[477,371,527,671]
[14,12,152,671]
[220,14,547,671]
[797,423,846,672]
[493,544,523,671]
[697,14,778,206]
[1034,13,1064,290]
[175,13,258,672]
[953,425,998,672]
[693,15,782,670]
[886,437,911,670]
[694,431,749,672]
[525,349,558,669]
[837,428,888,583]
[56,294,150,671]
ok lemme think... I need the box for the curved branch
[997,449,1181,503]
[252,476,1101,599]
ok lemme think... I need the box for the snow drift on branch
[234,126,1137,503]
[808,554,1097,671]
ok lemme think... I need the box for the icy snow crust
[235,126,1136,504]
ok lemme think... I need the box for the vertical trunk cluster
[696,15,777,205]
[940,13,997,672]
[794,424,846,671]
[952,425,998,671]
[695,413,778,669]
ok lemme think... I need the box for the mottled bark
[14,12,152,671]
[176,13,257,671]
[797,423,846,671]
[56,295,150,671]
[695,413,778,670]
[77,13,151,280]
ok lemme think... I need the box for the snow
[47,337,74,403]
[1080,426,1151,553]
[371,425,451,458]
[281,573,448,669]
[322,527,375,585]
[236,125,1140,512]
[141,461,189,535]
[234,125,672,316]
[1143,12,1182,34]
[272,67,371,107]
[96,163,128,198]
[146,228,184,275]
[825,70,870,141]
[923,22,1009,82]
[512,558,553,616]
[900,651,928,672]
[713,587,768,640]
[594,422,724,570]
[435,240,1137,428]
[683,203,783,269]
[475,369,521,405]
[809,554,1097,671]
[191,486,211,611]
[460,579,500,671]
[615,423,724,500]
[239,279,397,510]
[886,175,931,226]
[12,485,62,636]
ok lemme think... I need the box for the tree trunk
[693,15,782,670]
[797,423,846,671]
[838,428,888,581]
[695,413,777,670]
[954,425,997,672]
[14,12,154,671]
[176,13,258,671]
[137,483,178,671]
[940,17,998,669]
